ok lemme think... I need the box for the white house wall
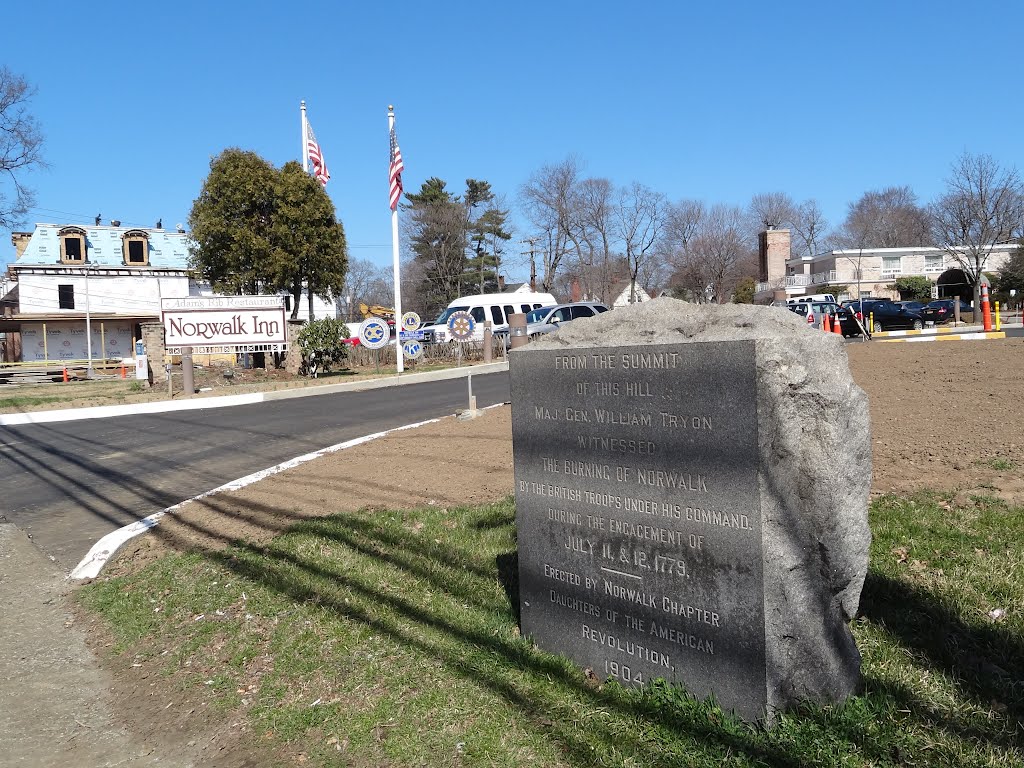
[16,273,191,314]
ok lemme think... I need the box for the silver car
[498,301,609,346]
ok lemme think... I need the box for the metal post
[389,105,404,374]
[509,313,528,349]
[483,321,492,363]
[467,373,476,411]
[182,346,194,396]
[85,265,94,378]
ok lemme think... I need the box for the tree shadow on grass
[859,570,1024,732]
[94,497,1023,766]
[202,509,802,767]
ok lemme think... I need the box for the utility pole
[521,237,540,292]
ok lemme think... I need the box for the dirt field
[73,336,1024,765]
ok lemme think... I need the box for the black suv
[843,299,924,333]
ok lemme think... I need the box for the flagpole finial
[388,104,394,113]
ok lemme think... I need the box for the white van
[786,293,836,305]
[421,291,557,343]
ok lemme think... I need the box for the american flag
[389,124,404,210]
[306,120,329,187]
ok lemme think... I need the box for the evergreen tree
[271,162,347,319]
[464,206,510,293]
[188,151,348,318]
[188,149,278,294]
[406,178,468,315]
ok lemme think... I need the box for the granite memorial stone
[509,298,871,723]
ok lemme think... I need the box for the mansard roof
[13,223,190,268]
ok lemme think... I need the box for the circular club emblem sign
[359,318,391,350]
[401,311,421,332]
[447,310,476,341]
[402,340,424,360]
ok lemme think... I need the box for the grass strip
[80,492,1024,767]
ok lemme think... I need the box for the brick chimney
[758,228,791,283]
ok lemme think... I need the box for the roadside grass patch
[80,494,1024,767]
[0,394,68,409]
[0,380,138,410]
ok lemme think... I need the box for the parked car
[846,299,924,332]
[786,301,862,336]
[921,299,972,325]
[895,300,929,313]
[495,301,609,347]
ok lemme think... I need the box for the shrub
[893,276,933,302]
[297,318,350,377]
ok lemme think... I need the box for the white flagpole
[389,105,404,374]
[300,100,308,173]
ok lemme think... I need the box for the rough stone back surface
[522,297,871,717]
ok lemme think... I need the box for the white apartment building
[755,228,1017,303]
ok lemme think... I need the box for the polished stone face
[511,340,766,722]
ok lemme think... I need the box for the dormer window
[59,226,88,264]
[122,230,150,266]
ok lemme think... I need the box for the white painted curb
[68,403,506,580]
[875,332,1006,344]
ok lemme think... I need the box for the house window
[59,226,87,264]
[881,256,902,276]
[924,254,943,273]
[121,230,150,266]
[58,284,75,309]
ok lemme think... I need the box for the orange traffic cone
[822,313,831,332]
[833,312,843,336]
[62,366,69,383]
[981,283,993,331]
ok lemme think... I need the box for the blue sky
[3,1,1022,281]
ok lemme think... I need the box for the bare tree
[616,182,666,304]
[672,205,750,303]
[571,177,618,301]
[1,67,46,228]
[790,199,829,256]
[520,157,584,293]
[660,199,704,297]
[930,152,1024,305]
[749,192,796,231]
[338,257,392,319]
[836,186,929,248]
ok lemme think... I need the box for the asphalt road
[0,371,511,570]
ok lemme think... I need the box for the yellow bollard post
[869,311,874,334]
[995,301,1001,331]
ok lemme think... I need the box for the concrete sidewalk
[0,523,165,766]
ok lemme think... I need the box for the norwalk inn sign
[161,296,288,354]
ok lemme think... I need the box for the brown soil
[77,337,1024,765]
